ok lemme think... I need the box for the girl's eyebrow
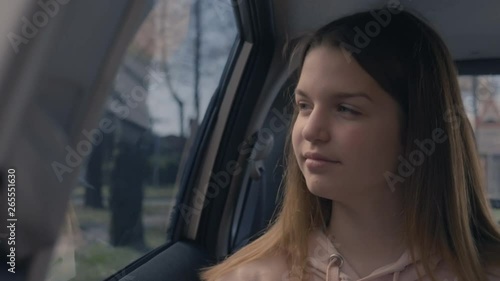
[294,89,373,103]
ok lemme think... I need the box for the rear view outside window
[46,1,237,280]
[458,75,500,217]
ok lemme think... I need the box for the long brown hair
[201,8,500,281]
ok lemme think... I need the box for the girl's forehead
[297,47,385,101]
[300,47,371,82]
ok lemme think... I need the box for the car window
[45,0,237,280]
[458,75,500,219]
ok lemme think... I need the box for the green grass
[73,243,143,281]
[145,226,168,247]
[73,203,169,246]
[57,195,172,281]
[144,185,178,198]
[59,183,171,281]
[75,206,110,226]
[73,201,172,226]
[143,203,173,216]
[72,185,177,199]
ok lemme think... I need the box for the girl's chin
[305,184,337,200]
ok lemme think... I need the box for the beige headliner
[273,0,500,60]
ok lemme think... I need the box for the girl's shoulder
[215,252,289,281]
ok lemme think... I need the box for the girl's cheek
[339,126,367,148]
[292,120,305,139]
[291,124,303,148]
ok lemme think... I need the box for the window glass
[458,75,500,221]
[46,0,237,280]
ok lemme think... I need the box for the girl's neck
[325,191,406,278]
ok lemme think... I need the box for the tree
[193,0,202,123]
[84,136,104,208]
[157,0,186,136]
[109,135,150,250]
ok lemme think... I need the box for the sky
[144,0,237,137]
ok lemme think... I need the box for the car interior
[0,0,499,281]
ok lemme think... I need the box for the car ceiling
[273,0,500,61]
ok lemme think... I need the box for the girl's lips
[304,158,340,171]
[303,152,340,163]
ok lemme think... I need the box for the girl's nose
[302,108,330,143]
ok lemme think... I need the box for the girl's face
[292,46,403,202]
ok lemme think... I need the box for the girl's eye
[337,105,359,115]
[296,102,311,111]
